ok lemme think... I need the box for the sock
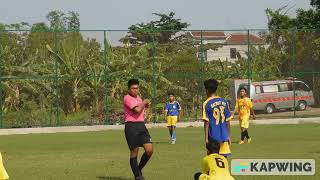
[168,128,172,137]
[245,130,250,139]
[130,157,141,178]
[194,172,202,180]
[241,131,245,141]
[138,153,151,171]
[172,131,176,140]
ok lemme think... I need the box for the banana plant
[46,32,84,114]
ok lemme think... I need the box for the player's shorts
[124,122,152,150]
[166,116,178,126]
[219,142,231,157]
[197,174,234,180]
[239,120,249,129]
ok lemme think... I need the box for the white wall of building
[206,45,249,63]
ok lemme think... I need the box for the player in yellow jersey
[194,140,234,180]
[233,87,255,144]
[0,152,9,180]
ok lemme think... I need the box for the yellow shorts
[219,142,231,156]
[239,120,249,129]
[166,116,178,126]
[199,174,235,180]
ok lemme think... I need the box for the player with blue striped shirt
[164,92,181,144]
[202,79,233,157]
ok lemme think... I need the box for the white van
[230,79,315,114]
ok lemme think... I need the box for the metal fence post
[197,30,205,121]
[103,30,109,125]
[292,28,297,117]
[53,31,60,126]
[0,30,3,128]
[152,31,157,123]
[247,29,252,96]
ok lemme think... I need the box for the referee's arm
[132,99,150,113]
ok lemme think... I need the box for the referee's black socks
[241,131,245,141]
[244,130,250,139]
[139,153,151,171]
[130,157,141,178]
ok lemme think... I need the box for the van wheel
[265,104,275,114]
[297,101,307,111]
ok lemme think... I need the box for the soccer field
[0,124,319,180]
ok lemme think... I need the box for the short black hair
[239,87,247,92]
[128,79,139,89]
[206,139,220,154]
[168,92,174,96]
[204,79,219,94]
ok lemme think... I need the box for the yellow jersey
[235,97,253,121]
[200,153,234,180]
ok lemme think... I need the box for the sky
[0,0,311,30]
[0,0,311,46]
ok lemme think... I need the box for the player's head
[206,139,220,155]
[239,87,247,97]
[168,92,175,102]
[204,79,219,96]
[128,79,139,97]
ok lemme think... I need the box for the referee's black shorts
[125,122,152,150]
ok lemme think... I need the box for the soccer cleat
[171,139,176,144]
[247,138,252,144]
[135,176,145,180]
[238,140,245,144]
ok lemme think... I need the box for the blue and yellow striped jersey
[202,96,232,143]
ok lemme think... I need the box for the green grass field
[0,124,319,180]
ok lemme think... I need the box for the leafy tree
[66,11,80,31]
[124,12,189,44]
[31,23,50,32]
[46,10,66,30]
[46,10,80,31]
[311,0,320,10]
[265,0,320,105]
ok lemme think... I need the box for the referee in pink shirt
[123,79,153,180]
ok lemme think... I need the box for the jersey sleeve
[164,103,168,111]
[235,99,239,110]
[202,102,209,122]
[248,99,253,109]
[176,102,181,110]
[124,96,139,110]
[201,156,210,174]
[225,101,233,121]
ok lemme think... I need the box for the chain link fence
[0,29,319,128]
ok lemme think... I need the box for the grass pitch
[0,124,319,180]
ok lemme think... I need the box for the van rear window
[263,85,279,93]
[255,86,262,94]
[294,82,310,91]
[279,84,289,92]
